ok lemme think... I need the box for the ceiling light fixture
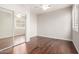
[15,14,22,18]
[42,4,50,10]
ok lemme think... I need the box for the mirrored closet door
[0,7,14,52]
[0,7,26,54]
[14,13,26,45]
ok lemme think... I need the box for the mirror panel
[0,7,13,50]
[14,14,26,45]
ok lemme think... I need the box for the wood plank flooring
[27,36,78,54]
[0,36,78,54]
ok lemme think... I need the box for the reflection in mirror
[14,13,26,45]
[0,7,13,50]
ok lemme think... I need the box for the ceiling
[23,4,72,15]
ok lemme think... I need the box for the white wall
[25,7,31,42]
[25,5,37,42]
[30,12,37,37]
[72,5,79,53]
[37,7,72,40]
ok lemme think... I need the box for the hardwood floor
[0,36,78,54]
[0,35,26,54]
[0,35,25,50]
[27,36,78,54]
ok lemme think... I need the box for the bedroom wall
[37,7,72,40]
[25,6,37,42]
[72,5,79,53]
[30,12,37,37]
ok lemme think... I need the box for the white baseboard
[36,35,72,41]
